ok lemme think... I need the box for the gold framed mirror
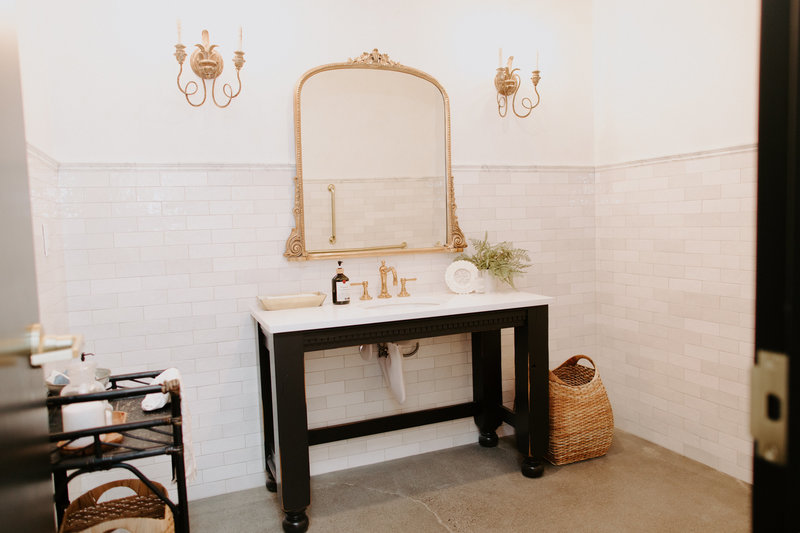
[284,49,465,261]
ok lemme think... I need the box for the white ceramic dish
[259,292,327,311]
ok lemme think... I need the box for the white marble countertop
[251,290,553,334]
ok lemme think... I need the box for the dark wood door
[0,14,56,533]
[752,0,800,530]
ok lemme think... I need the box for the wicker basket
[546,355,614,465]
[59,478,174,533]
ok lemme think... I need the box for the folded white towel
[141,368,181,411]
[141,368,197,482]
[378,342,406,404]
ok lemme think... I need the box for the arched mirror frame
[284,49,466,261]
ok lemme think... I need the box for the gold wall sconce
[494,49,541,118]
[174,22,245,108]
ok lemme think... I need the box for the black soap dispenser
[332,260,350,305]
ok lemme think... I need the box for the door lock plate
[751,349,789,465]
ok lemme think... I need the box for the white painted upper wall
[15,0,594,166]
[15,0,761,167]
[592,0,760,165]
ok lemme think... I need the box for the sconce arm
[176,59,207,107]
[212,68,243,108]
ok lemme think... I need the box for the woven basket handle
[550,354,596,385]
[69,478,162,511]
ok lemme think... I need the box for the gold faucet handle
[352,281,372,300]
[398,277,417,297]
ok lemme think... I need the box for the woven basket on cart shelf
[546,354,614,465]
[59,478,174,533]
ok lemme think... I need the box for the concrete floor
[189,430,751,532]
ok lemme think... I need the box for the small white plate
[445,260,478,294]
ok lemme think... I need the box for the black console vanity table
[251,291,551,532]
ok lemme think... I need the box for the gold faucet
[378,260,398,298]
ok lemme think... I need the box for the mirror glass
[285,52,464,260]
[302,70,446,252]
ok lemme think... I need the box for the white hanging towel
[141,368,197,482]
[378,342,406,404]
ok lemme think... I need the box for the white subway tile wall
[26,146,754,500]
[595,147,756,482]
[28,149,68,335]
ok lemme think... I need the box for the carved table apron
[254,304,549,532]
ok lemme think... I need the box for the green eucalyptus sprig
[456,232,531,288]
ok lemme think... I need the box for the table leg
[471,330,502,447]
[514,306,549,478]
[256,325,277,493]
[53,469,68,526]
[271,332,310,533]
[169,391,190,533]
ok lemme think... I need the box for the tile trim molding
[454,164,594,173]
[595,143,757,172]
[34,143,757,174]
[57,161,296,172]
[26,143,60,169]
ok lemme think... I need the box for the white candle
[499,47,503,68]
[62,401,107,449]
[536,50,539,70]
[177,19,182,44]
[238,26,243,51]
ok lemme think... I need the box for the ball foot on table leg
[266,474,277,493]
[521,457,544,478]
[478,431,499,447]
[282,510,309,533]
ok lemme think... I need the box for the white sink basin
[363,297,442,310]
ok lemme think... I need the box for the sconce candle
[174,27,246,108]
[177,19,182,44]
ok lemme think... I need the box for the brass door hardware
[25,323,83,367]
